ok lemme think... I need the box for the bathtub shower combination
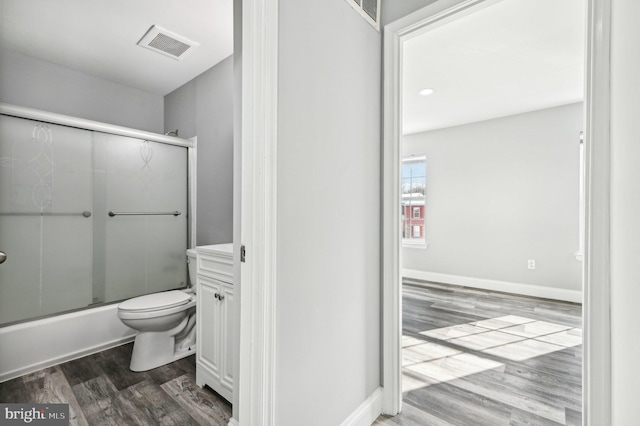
[0,103,196,380]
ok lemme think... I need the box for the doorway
[381,0,612,423]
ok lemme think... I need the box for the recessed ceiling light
[419,88,435,96]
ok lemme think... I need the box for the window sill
[402,241,429,250]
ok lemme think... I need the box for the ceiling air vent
[137,25,198,61]
[345,0,380,31]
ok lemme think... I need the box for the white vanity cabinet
[195,244,233,402]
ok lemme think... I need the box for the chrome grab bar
[0,211,92,217]
[108,211,181,217]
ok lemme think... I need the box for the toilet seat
[117,290,196,321]
[119,290,191,312]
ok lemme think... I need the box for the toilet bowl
[117,248,198,372]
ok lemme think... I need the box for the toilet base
[129,331,196,372]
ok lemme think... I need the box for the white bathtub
[0,304,135,382]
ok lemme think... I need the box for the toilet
[117,248,198,372]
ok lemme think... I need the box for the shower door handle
[0,251,6,264]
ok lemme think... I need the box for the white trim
[188,137,198,249]
[402,241,428,249]
[383,0,611,422]
[339,387,383,426]
[0,102,192,148]
[583,0,611,424]
[402,154,426,162]
[578,133,586,261]
[403,269,583,303]
[381,10,403,414]
[382,0,498,414]
[238,0,278,424]
[227,418,239,426]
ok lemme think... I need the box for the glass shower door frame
[0,102,197,325]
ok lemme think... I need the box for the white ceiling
[402,0,585,135]
[0,0,233,96]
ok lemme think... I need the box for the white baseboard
[403,269,582,303]
[340,387,383,426]
[227,417,239,426]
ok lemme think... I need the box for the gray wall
[164,56,234,246]
[0,50,163,133]
[275,0,381,424]
[403,103,583,292]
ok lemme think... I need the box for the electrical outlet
[527,259,536,270]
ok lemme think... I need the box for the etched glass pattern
[0,115,188,325]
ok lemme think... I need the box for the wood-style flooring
[0,343,231,425]
[376,279,582,426]
[1,281,581,426]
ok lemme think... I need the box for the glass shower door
[93,133,188,303]
[0,115,93,325]
[0,114,189,326]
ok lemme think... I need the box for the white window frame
[401,155,427,248]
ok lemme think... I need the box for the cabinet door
[196,276,222,380]
[219,282,234,391]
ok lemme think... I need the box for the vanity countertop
[195,243,233,257]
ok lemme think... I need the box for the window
[402,155,426,244]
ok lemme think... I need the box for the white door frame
[381,0,612,424]
[188,136,197,250]
[238,0,279,424]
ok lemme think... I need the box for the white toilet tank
[186,248,198,291]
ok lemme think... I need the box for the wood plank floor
[0,343,231,425]
[376,279,582,426]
